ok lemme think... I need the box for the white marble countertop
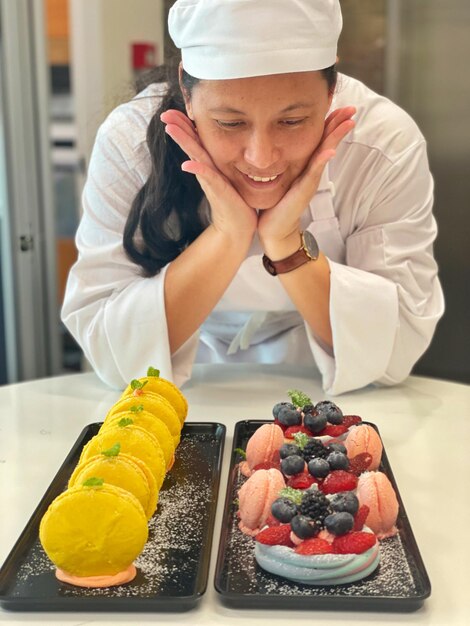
[1,364,469,624]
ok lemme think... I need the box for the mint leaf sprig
[130,404,144,413]
[130,379,148,391]
[83,477,104,487]
[234,447,246,459]
[279,487,303,506]
[287,389,312,408]
[293,432,310,450]
[102,442,121,457]
[147,366,160,377]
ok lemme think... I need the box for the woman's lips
[239,170,284,189]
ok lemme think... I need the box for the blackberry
[299,490,332,528]
[302,438,329,461]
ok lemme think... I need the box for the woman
[62,0,444,394]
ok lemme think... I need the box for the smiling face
[182,71,333,209]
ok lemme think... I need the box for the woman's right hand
[160,110,258,240]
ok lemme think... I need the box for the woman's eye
[281,118,306,126]
[216,120,244,129]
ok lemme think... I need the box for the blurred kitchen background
[0,0,469,386]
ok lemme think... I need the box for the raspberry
[353,505,370,531]
[342,415,362,428]
[320,470,358,494]
[284,424,311,439]
[332,531,377,554]
[295,538,333,555]
[287,473,317,490]
[349,453,373,475]
[253,461,280,471]
[256,524,293,546]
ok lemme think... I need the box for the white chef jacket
[61,73,444,395]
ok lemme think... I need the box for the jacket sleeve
[61,109,200,389]
[306,140,445,395]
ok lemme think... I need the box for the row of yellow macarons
[39,368,188,585]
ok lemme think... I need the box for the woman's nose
[243,130,280,170]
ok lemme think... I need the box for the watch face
[302,230,319,260]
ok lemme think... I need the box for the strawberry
[342,415,362,428]
[320,470,358,494]
[265,513,281,527]
[333,531,377,554]
[320,424,349,437]
[295,538,333,555]
[274,418,287,432]
[353,505,370,531]
[253,461,280,471]
[256,524,293,546]
[284,424,311,439]
[287,473,317,490]
[349,452,373,475]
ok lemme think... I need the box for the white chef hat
[168,0,342,80]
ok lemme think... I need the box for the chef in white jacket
[62,0,444,395]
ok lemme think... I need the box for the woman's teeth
[247,174,279,182]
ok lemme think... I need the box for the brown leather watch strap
[262,231,319,276]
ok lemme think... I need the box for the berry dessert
[235,393,399,585]
[273,390,363,444]
[39,367,187,588]
[253,486,380,585]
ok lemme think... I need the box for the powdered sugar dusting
[219,462,420,599]
[8,431,221,604]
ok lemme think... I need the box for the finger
[160,110,198,140]
[323,106,356,139]
[165,123,214,166]
[321,118,355,152]
[288,148,336,208]
[181,160,239,210]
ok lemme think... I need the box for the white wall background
[69,0,164,172]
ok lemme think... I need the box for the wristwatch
[262,231,319,276]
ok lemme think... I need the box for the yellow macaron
[79,424,166,489]
[68,450,158,519]
[121,367,188,426]
[39,481,148,577]
[101,412,175,470]
[106,393,181,447]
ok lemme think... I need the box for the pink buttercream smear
[55,564,137,588]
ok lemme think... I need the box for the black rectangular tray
[0,421,225,612]
[215,420,431,612]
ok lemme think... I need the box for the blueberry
[327,443,347,454]
[330,492,359,516]
[304,410,327,434]
[272,401,294,419]
[324,512,355,536]
[327,451,350,470]
[315,400,343,425]
[280,454,305,476]
[279,443,301,459]
[307,457,330,478]
[271,497,298,523]
[290,514,317,539]
[277,406,302,426]
[302,404,315,414]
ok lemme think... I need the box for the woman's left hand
[258,106,356,254]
